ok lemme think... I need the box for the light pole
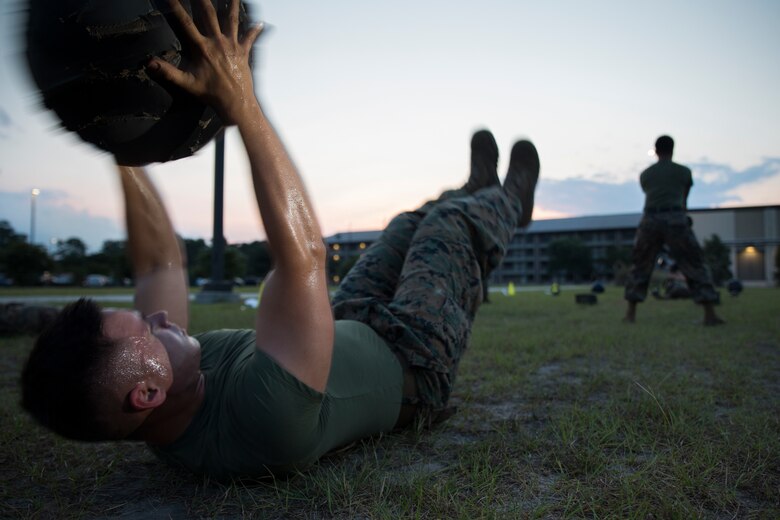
[30,188,40,244]
[195,132,240,303]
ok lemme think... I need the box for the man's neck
[131,372,206,445]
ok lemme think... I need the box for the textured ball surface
[26,0,252,165]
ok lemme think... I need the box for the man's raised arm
[118,165,190,329]
[149,0,334,391]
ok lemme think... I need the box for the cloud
[534,158,780,218]
[535,177,644,217]
[687,158,780,208]
[725,174,780,207]
[0,189,123,253]
[0,106,12,139]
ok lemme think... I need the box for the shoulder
[671,161,691,173]
[194,328,256,369]
[671,162,693,181]
[642,160,663,174]
[640,162,658,181]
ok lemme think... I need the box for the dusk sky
[1,0,779,252]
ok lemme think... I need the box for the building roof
[325,230,381,244]
[525,213,642,233]
[324,205,779,243]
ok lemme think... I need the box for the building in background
[324,231,375,285]
[324,205,780,287]
[690,205,779,286]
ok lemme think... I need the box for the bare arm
[118,165,189,329]
[149,0,333,391]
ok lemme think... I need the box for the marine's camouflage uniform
[332,185,520,413]
[624,210,719,304]
[0,303,59,335]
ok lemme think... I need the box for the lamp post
[195,132,240,303]
[30,188,40,244]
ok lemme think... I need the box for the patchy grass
[1,287,778,518]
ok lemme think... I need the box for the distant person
[20,1,540,479]
[624,135,723,325]
[656,264,692,300]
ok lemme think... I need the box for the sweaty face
[101,310,174,391]
[101,309,201,393]
[142,311,201,377]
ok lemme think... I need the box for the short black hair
[20,298,118,441]
[655,135,675,155]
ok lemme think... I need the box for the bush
[702,234,732,286]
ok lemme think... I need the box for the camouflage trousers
[0,303,59,335]
[624,211,719,304]
[332,185,520,411]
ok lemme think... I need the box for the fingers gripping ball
[25,0,254,165]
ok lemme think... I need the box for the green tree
[236,241,273,278]
[55,237,87,259]
[53,237,89,282]
[108,240,131,280]
[3,242,52,286]
[194,245,247,282]
[0,220,27,277]
[0,220,26,248]
[86,240,132,284]
[225,246,248,281]
[702,234,732,286]
[182,238,209,284]
[548,238,593,282]
[605,245,632,269]
[597,244,633,283]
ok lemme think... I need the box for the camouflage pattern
[0,303,58,335]
[332,186,520,413]
[624,211,719,304]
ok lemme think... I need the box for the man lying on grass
[20,0,540,479]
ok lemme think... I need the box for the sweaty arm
[149,0,334,391]
[118,165,189,329]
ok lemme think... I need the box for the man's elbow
[281,238,327,273]
[307,239,327,271]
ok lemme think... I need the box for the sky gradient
[1,0,779,252]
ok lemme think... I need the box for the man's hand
[148,0,264,126]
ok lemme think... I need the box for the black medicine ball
[25,0,253,165]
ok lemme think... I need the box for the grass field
[1,286,778,519]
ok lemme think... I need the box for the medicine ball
[25,0,253,165]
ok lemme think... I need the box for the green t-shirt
[639,159,693,210]
[150,320,403,479]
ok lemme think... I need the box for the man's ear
[127,382,167,411]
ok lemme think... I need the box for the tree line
[545,234,734,285]
[0,220,272,287]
